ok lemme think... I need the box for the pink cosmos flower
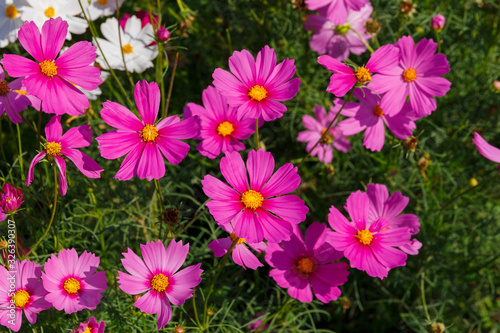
[0,260,52,332]
[364,184,421,255]
[0,183,24,214]
[184,85,255,159]
[0,64,40,124]
[208,223,267,270]
[202,149,309,243]
[431,14,445,31]
[71,316,105,333]
[336,88,416,151]
[26,115,103,195]
[117,240,203,331]
[42,248,107,314]
[473,132,500,173]
[318,44,400,97]
[1,17,102,115]
[212,45,301,121]
[0,208,5,222]
[369,36,451,118]
[97,80,199,181]
[327,190,411,279]
[305,4,372,61]
[265,223,349,303]
[297,104,352,164]
[248,313,269,332]
[305,0,369,25]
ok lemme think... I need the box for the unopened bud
[175,325,185,333]
[493,81,500,91]
[156,28,171,42]
[402,136,418,152]
[470,178,478,187]
[430,322,445,333]
[133,294,141,302]
[208,309,214,316]
[431,14,445,31]
[0,240,8,249]
[400,1,417,16]
[365,19,381,35]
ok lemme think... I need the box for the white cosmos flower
[95,16,158,74]
[0,0,30,48]
[82,0,125,20]
[20,0,87,40]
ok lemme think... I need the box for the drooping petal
[54,156,67,195]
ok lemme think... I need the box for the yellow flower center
[241,190,264,210]
[45,142,62,156]
[40,60,58,77]
[217,121,234,137]
[0,80,9,96]
[334,23,350,35]
[63,278,81,294]
[140,124,159,142]
[122,44,133,54]
[5,4,19,18]
[403,68,417,82]
[82,327,92,333]
[373,105,383,117]
[296,257,314,274]
[354,66,371,84]
[321,128,333,145]
[248,85,267,102]
[356,229,373,245]
[97,0,108,5]
[151,273,169,292]
[44,6,55,18]
[12,290,30,308]
[230,232,246,244]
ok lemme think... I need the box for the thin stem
[23,166,58,259]
[297,88,354,168]
[154,179,166,240]
[16,124,24,182]
[192,290,202,328]
[254,119,259,149]
[420,273,431,323]
[350,28,374,53]
[164,53,179,117]
[116,0,135,87]
[20,114,46,142]
[435,30,442,53]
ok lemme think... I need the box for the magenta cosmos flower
[208,223,267,270]
[1,183,24,214]
[305,4,372,61]
[318,44,400,97]
[42,248,107,314]
[202,149,309,243]
[1,17,101,116]
[266,223,349,303]
[364,184,421,255]
[327,190,411,279]
[117,240,203,331]
[213,45,301,122]
[26,115,103,195]
[336,88,416,151]
[305,0,369,25]
[369,36,451,118]
[0,208,5,222]
[97,80,199,181]
[0,260,52,332]
[473,132,500,173]
[72,316,105,333]
[184,85,255,159]
[297,104,352,164]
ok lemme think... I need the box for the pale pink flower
[305,0,369,25]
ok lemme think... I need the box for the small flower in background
[365,18,381,35]
[1,17,102,116]
[117,240,203,331]
[402,135,418,152]
[95,16,158,73]
[83,0,125,21]
[208,223,267,270]
[431,14,445,31]
[317,44,400,97]
[156,28,171,42]
[0,0,28,48]
[20,0,88,40]
[297,105,351,164]
[327,190,411,279]
[213,45,301,121]
[336,89,416,152]
[400,0,417,16]
[473,132,500,173]
[266,223,349,303]
[42,248,107,314]
[26,115,103,195]
[0,183,24,214]
[0,260,52,332]
[202,149,309,243]
[97,80,199,181]
[305,0,369,25]
[305,4,373,61]
[184,85,255,159]
[248,313,269,332]
[71,316,105,333]
[493,80,500,91]
[369,36,451,118]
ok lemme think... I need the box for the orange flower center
[356,229,373,245]
[40,60,58,77]
[45,142,62,156]
[354,66,371,84]
[97,0,108,5]
[217,121,234,137]
[373,105,383,117]
[230,232,246,244]
[122,44,133,54]
[403,68,417,82]
[151,273,169,292]
[321,128,333,144]
[5,5,19,18]
[0,80,9,96]
[63,278,81,294]
[44,6,55,18]
[248,85,267,102]
[140,124,159,142]
[241,190,263,210]
[296,257,315,274]
[12,290,30,308]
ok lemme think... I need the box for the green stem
[116,0,135,88]
[20,114,46,142]
[297,88,354,168]
[192,290,202,328]
[154,179,166,240]
[351,28,374,53]
[164,53,179,117]
[435,30,442,53]
[420,273,431,323]
[254,119,259,150]
[16,124,24,183]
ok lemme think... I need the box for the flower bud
[493,80,500,91]
[430,322,445,333]
[431,14,445,31]
[0,240,8,249]
[156,28,171,42]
